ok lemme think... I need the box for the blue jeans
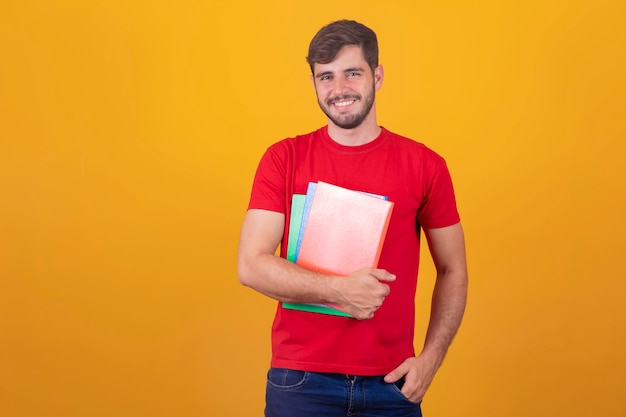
[265,368,422,417]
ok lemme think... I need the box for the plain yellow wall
[1,1,625,416]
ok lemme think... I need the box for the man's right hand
[330,268,396,320]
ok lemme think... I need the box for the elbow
[237,263,249,287]
[237,256,255,288]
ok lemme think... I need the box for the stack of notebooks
[283,181,394,317]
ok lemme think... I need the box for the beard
[317,84,376,130]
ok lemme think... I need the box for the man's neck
[326,118,381,147]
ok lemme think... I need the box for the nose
[331,76,351,95]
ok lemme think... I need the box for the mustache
[326,94,361,106]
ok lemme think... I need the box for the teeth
[334,100,355,107]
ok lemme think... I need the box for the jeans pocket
[389,378,421,405]
[267,368,308,390]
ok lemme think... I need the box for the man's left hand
[383,355,439,403]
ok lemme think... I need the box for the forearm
[237,209,340,304]
[420,268,468,366]
[238,251,341,304]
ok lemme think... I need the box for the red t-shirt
[248,126,460,376]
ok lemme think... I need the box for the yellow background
[1,1,625,416]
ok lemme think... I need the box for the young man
[238,20,468,417]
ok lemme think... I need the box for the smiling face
[312,45,383,130]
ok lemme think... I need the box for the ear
[374,65,384,91]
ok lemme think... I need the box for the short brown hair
[306,20,379,74]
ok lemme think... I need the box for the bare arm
[421,222,468,365]
[385,222,468,401]
[237,209,396,319]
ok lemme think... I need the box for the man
[238,19,468,417]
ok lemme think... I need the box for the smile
[333,100,356,107]
[327,94,361,108]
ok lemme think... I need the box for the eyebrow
[315,71,334,79]
[344,67,366,73]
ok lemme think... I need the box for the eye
[348,71,360,78]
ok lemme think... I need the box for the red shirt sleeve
[416,153,460,229]
[247,141,289,213]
